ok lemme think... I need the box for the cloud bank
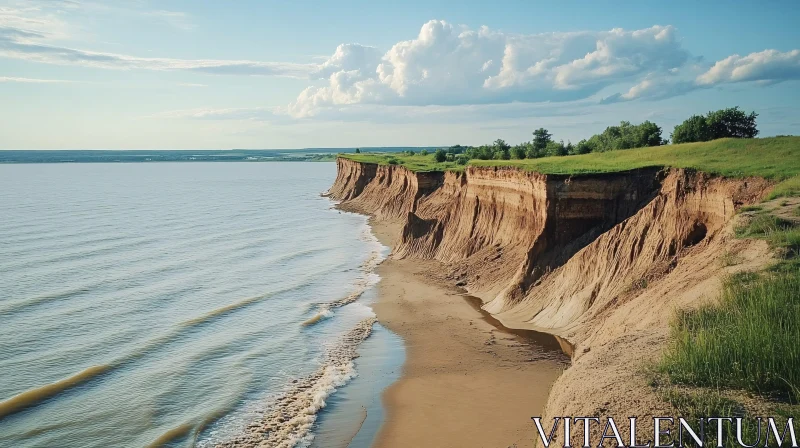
[287,21,692,116]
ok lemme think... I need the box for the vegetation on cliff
[342,136,800,194]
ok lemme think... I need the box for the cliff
[327,157,775,440]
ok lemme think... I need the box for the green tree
[532,128,552,152]
[511,144,527,159]
[546,140,567,157]
[706,107,759,139]
[671,115,710,144]
[492,139,511,160]
[355,148,361,153]
[434,148,447,163]
[420,149,429,156]
[574,139,594,154]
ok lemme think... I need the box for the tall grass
[659,270,800,400]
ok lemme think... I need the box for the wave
[0,365,113,420]
[215,318,376,448]
[302,231,385,327]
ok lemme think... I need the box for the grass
[655,387,799,448]
[794,206,800,217]
[735,215,800,264]
[658,269,800,400]
[767,175,800,200]
[739,205,764,213]
[342,153,466,172]
[719,251,743,267]
[341,137,800,193]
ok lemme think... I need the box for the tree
[511,144,527,159]
[565,141,575,155]
[671,107,759,144]
[434,148,447,163]
[671,115,710,144]
[706,107,759,139]
[420,149,429,156]
[574,139,594,154]
[546,140,567,157]
[355,148,361,153]
[492,139,511,160]
[532,128,553,152]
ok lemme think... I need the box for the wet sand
[368,220,568,448]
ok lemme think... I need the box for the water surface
[0,162,393,447]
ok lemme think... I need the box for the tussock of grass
[659,270,800,400]
[719,251,743,267]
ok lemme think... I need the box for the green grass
[767,175,800,200]
[341,153,466,172]
[656,388,798,448]
[660,214,800,399]
[794,206,800,217]
[471,137,800,180]
[735,215,800,263]
[739,205,764,213]
[659,270,800,400]
[341,138,800,194]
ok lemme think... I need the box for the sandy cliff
[327,158,774,442]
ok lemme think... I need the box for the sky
[1,0,799,149]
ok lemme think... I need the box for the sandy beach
[367,220,567,448]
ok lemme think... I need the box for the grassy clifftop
[341,137,800,197]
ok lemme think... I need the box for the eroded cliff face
[327,158,443,220]
[328,157,776,441]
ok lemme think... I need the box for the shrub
[433,148,447,163]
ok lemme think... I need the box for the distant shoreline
[0,148,441,164]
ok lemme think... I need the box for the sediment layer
[328,157,776,443]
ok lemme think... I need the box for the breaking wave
[215,318,376,448]
[302,227,385,327]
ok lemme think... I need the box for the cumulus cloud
[696,49,800,85]
[287,21,691,117]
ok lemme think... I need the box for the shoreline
[365,218,568,448]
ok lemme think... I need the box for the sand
[367,220,567,448]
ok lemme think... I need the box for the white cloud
[0,31,315,77]
[287,21,691,117]
[0,76,72,83]
[696,49,800,85]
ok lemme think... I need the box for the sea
[0,162,404,448]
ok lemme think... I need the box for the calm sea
[0,162,402,448]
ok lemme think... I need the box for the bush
[387,158,398,165]
[433,148,447,163]
[420,149,429,156]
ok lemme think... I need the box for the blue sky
[1,0,799,149]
